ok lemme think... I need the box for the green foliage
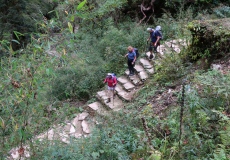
[97,25,146,73]
[178,70,230,159]
[50,65,105,100]
[136,69,230,159]
[0,53,52,157]
[154,52,188,85]
[153,5,193,42]
[214,6,230,18]
[1,0,230,159]
[0,43,83,158]
[31,111,146,159]
[0,0,57,50]
[187,18,230,63]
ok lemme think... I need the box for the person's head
[147,28,153,32]
[127,46,133,52]
[107,73,112,78]
[155,26,161,31]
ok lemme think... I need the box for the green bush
[154,52,188,85]
[50,65,105,100]
[214,6,230,18]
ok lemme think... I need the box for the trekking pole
[113,87,115,106]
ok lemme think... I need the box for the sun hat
[147,28,153,32]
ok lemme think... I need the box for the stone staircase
[8,39,188,159]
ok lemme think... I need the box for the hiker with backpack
[103,73,117,103]
[147,26,163,59]
[125,46,137,76]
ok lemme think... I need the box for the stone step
[128,75,142,86]
[139,58,153,69]
[134,64,145,72]
[117,76,135,91]
[125,69,143,85]
[173,47,181,53]
[123,81,135,91]
[9,145,30,159]
[96,90,109,103]
[105,96,124,111]
[69,114,85,138]
[165,41,177,48]
[117,76,129,84]
[164,41,182,53]
[115,83,133,101]
[35,124,71,144]
[138,71,149,81]
[82,120,91,134]
[96,90,124,110]
[180,39,189,46]
[157,45,166,55]
[87,101,108,116]
[146,68,154,74]
[145,51,155,60]
[78,112,89,120]
[134,62,154,75]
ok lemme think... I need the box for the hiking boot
[149,54,154,60]
[106,98,111,103]
[129,73,134,76]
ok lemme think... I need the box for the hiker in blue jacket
[147,26,162,59]
[125,46,136,76]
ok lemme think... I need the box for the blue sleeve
[133,52,136,57]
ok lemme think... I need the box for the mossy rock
[187,18,230,66]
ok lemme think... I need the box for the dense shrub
[50,65,105,100]
[214,6,230,18]
[154,52,188,85]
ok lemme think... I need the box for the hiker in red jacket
[104,73,117,103]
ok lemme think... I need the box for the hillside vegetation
[0,0,230,159]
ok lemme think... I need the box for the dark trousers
[127,59,135,74]
[149,42,159,53]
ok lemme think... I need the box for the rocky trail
[9,39,189,159]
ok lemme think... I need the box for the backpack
[133,48,139,59]
[111,73,117,86]
[155,30,163,40]
[155,26,163,40]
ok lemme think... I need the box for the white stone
[123,82,135,91]
[139,58,153,69]
[97,90,108,100]
[146,68,154,74]
[134,65,145,72]
[10,145,30,159]
[88,102,99,111]
[105,96,124,110]
[78,112,89,120]
[69,115,83,136]
[129,75,141,85]
[117,90,131,101]
[74,133,82,138]
[82,120,90,134]
[117,76,129,84]
[174,47,181,53]
[125,69,129,76]
[165,41,173,48]
[139,71,148,80]
[172,40,178,44]
[211,64,222,70]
